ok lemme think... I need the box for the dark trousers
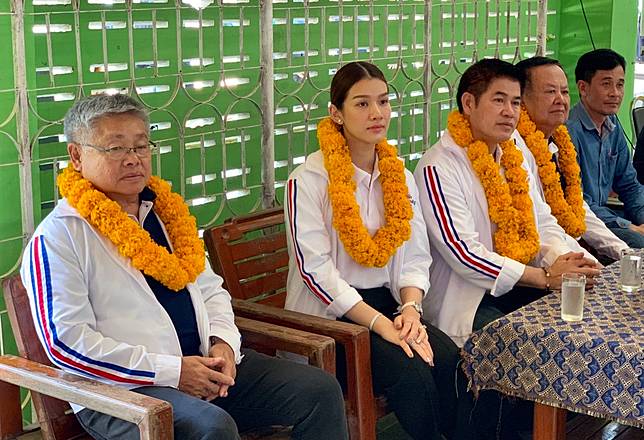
[467,286,549,440]
[473,284,548,331]
[76,349,348,440]
[338,287,462,440]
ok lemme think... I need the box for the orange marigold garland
[447,110,540,264]
[57,165,205,291]
[317,117,412,267]
[516,108,586,237]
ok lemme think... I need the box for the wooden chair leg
[0,380,23,440]
[533,402,566,440]
[343,335,376,440]
[138,404,174,440]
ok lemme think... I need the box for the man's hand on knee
[179,356,235,401]
[208,340,237,398]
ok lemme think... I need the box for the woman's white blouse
[284,150,432,320]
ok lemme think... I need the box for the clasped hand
[178,342,236,401]
[548,252,601,290]
[376,308,434,366]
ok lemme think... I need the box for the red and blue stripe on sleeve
[286,179,334,305]
[423,166,501,279]
[28,235,155,385]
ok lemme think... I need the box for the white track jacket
[284,150,432,320]
[414,130,581,347]
[20,198,242,412]
[512,131,628,261]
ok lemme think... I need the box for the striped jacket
[413,130,575,347]
[20,198,242,412]
[512,131,627,261]
[284,150,432,320]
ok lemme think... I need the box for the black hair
[330,62,387,109]
[574,49,626,83]
[456,58,522,113]
[515,56,565,92]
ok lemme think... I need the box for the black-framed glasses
[81,140,158,161]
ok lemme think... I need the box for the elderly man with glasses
[20,94,348,440]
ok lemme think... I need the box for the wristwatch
[398,301,423,317]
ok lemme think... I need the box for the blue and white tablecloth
[462,262,644,428]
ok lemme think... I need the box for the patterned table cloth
[462,261,644,429]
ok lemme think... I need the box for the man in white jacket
[413,59,600,348]
[20,94,348,440]
[513,56,628,264]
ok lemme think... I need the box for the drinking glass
[619,249,641,292]
[561,273,586,322]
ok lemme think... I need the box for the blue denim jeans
[609,226,644,249]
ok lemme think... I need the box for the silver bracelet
[397,301,423,317]
[368,312,383,331]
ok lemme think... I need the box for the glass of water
[619,249,642,292]
[561,273,586,322]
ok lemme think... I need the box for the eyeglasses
[80,141,158,161]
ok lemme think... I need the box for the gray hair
[63,94,149,144]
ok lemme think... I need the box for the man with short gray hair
[21,94,348,440]
[63,93,150,144]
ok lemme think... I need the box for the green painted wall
[558,0,638,141]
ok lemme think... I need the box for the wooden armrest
[236,316,335,374]
[232,299,376,436]
[0,355,173,440]
[233,299,367,341]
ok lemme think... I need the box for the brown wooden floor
[376,412,644,440]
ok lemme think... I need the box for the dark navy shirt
[139,188,202,356]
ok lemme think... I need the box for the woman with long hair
[283,61,460,439]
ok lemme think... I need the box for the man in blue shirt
[567,49,644,248]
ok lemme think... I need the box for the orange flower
[448,111,540,264]
[317,117,412,267]
[57,165,205,291]
[516,108,586,237]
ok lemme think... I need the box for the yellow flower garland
[317,117,412,267]
[516,108,586,237]
[57,165,205,291]
[447,111,540,264]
